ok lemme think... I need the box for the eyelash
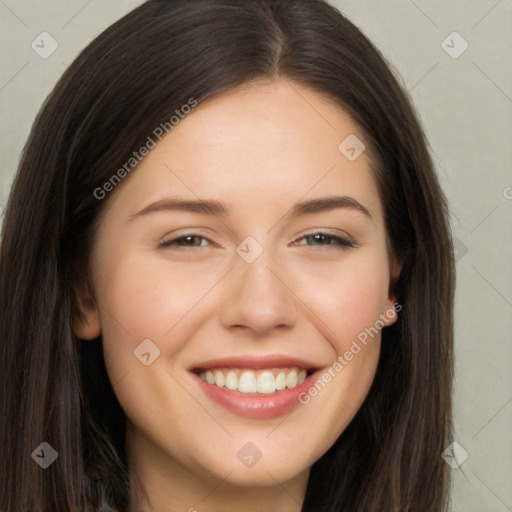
[158,232,356,251]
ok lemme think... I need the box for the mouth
[193,367,310,394]
[189,355,322,419]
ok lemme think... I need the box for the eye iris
[182,236,202,246]
[310,234,330,245]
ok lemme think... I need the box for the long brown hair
[0,1,454,510]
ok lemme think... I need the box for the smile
[197,367,308,394]
[190,355,322,419]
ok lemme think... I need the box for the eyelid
[292,230,357,249]
[158,233,218,250]
[158,228,357,251]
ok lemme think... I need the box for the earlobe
[72,280,101,340]
[382,260,402,327]
[381,299,399,327]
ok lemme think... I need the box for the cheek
[95,249,216,381]
[286,251,389,425]
[289,250,391,351]
[289,257,389,446]
[99,248,217,331]
[95,251,219,439]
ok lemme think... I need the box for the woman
[0,0,455,510]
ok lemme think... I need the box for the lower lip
[192,371,320,419]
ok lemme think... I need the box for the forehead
[106,79,384,224]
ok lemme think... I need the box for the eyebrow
[128,195,372,221]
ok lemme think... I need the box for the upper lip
[189,354,323,373]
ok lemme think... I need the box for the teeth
[257,370,275,394]
[214,370,225,387]
[286,369,298,388]
[226,371,237,391]
[275,372,286,391]
[238,371,257,393]
[197,367,308,394]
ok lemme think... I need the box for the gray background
[0,1,510,510]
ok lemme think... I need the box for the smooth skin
[74,78,400,512]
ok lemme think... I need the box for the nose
[218,254,299,335]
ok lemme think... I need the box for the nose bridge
[240,256,278,295]
[218,241,299,333]
[235,243,289,305]
[234,233,280,290]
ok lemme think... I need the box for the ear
[72,278,101,340]
[381,259,402,327]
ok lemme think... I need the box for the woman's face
[75,79,398,499]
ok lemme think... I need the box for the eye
[158,231,356,252]
[293,232,356,249]
[158,234,216,251]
